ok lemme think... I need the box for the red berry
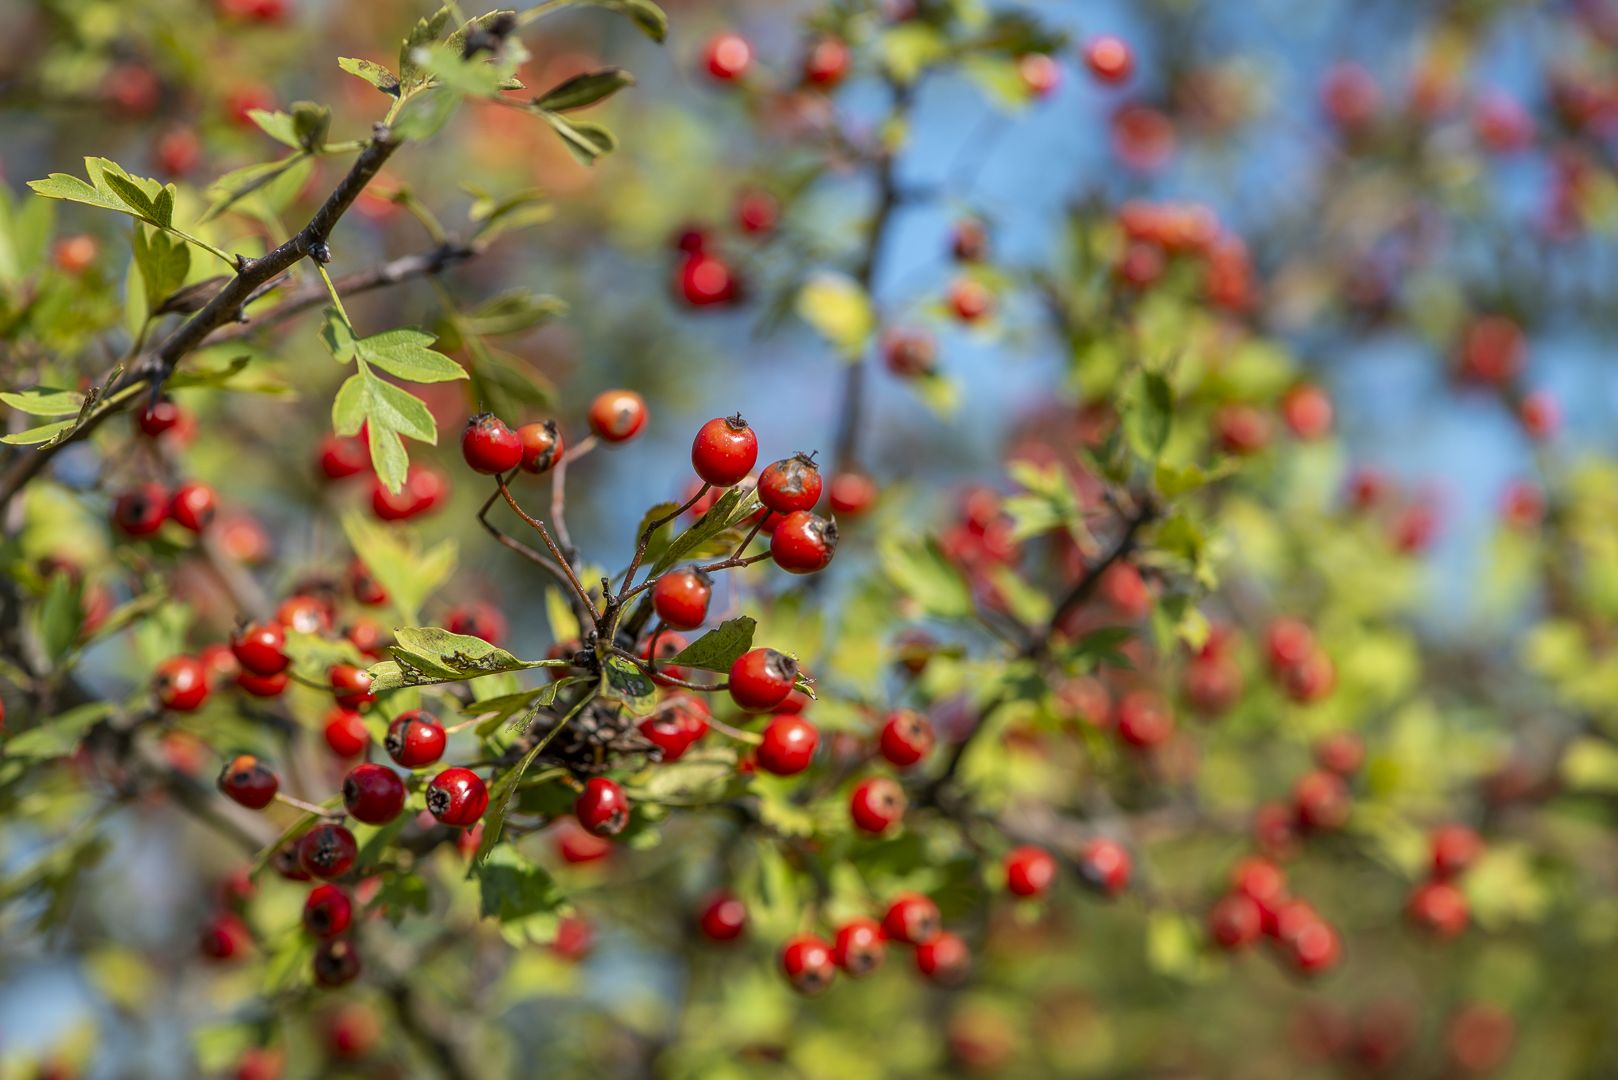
[554,820,612,864]
[426,767,488,827]
[329,664,374,709]
[1314,732,1365,777]
[345,617,386,658]
[323,708,369,758]
[371,466,446,521]
[575,776,630,836]
[169,483,217,532]
[704,32,752,81]
[675,252,739,307]
[55,233,100,272]
[1266,617,1315,671]
[588,389,648,443]
[136,397,183,436]
[303,884,353,938]
[849,776,906,834]
[342,763,406,825]
[1282,384,1334,440]
[155,654,210,711]
[881,328,937,377]
[1215,404,1273,455]
[552,914,594,961]
[653,568,713,630]
[232,622,289,677]
[1115,690,1173,748]
[323,1004,380,1061]
[948,279,994,323]
[298,823,357,879]
[758,454,824,514]
[770,511,838,574]
[639,697,710,762]
[757,714,820,776]
[232,1048,284,1080]
[827,471,877,516]
[735,189,779,234]
[1078,838,1131,895]
[728,648,800,712]
[348,561,387,606]
[1231,856,1288,913]
[1293,769,1351,831]
[277,594,333,635]
[236,669,289,698]
[200,912,251,960]
[312,939,361,987]
[690,415,758,487]
[318,432,370,479]
[780,935,837,994]
[461,412,523,474]
[1431,825,1484,879]
[113,484,170,537]
[1208,893,1263,949]
[915,931,970,984]
[1018,53,1061,98]
[1281,649,1337,704]
[832,917,886,976]
[951,218,989,262]
[1004,846,1058,898]
[444,601,507,646]
[199,643,239,688]
[882,892,941,945]
[517,420,565,474]
[802,36,850,87]
[1408,881,1469,938]
[878,709,934,768]
[1084,35,1133,83]
[1519,390,1560,441]
[698,892,748,942]
[217,754,278,809]
[155,125,201,177]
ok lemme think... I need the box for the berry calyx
[154,654,210,711]
[588,389,648,443]
[169,482,217,532]
[575,776,630,836]
[758,453,824,514]
[1077,838,1131,895]
[218,754,278,809]
[461,412,524,474]
[231,622,289,677]
[849,776,906,834]
[329,664,375,709]
[323,708,369,758]
[298,823,358,879]
[878,709,935,768]
[780,934,837,994]
[704,32,752,82]
[426,767,489,827]
[303,884,353,938]
[832,917,886,976]
[728,648,800,712]
[882,892,941,945]
[915,930,970,985]
[691,415,759,487]
[757,714,820,776]
[770,511,838,574]
[113,484,170,537]
[652,567,713,630]
[517,420,565,474]
[1004,845,1058,898]
[342,763,407,825]
[698,892,748,942]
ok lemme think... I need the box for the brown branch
[495,474,597,618]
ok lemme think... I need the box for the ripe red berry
[323,708,369,758]
[169,483,217,532]
[639,696,710,762]
[1018,53,1061,98]
[461,413,523,474]
[298,823,358,879]
[347,560,387,606]
[690,415,758,487]
[312,939,361,987]
[698,892,748,942]
[882,892,941,945]
[758,454,824,514]
[236,669,289,697]
[136,397,183,436]
[948,279,994,323]
[329,664,374,709]
[704,31,752,81]
[881,328,937,377]
[849,776,906,834]
[575,776,630,836]
[832,918,886,976]
[426,767,489,827]
[878,709,934,768]
[1519,390,1560,441]
[1004,846,1058,898]
[113,484,170,537]
[728,648,800,712]
[1431,825,1484,879]
[277,593,332,635]
[1208,893,1263,950]
[1084,35,1133,84]
[675,252,739,307]
[342,763,406,825]
[588,389,648,443]
[303,884,353,938]
[444,601,507,645]
[735,188,779,234]
[653,568,713,630]
[554,820,612,864]
[757,714,820,776]
[200,912,251,960]
[231,622,288,677]
[770,511,838,574]
[233,1048,284,1080]
[318,432,370,479]
[1293,769,1351,831]
[915,931,970,984]
[1282,384,1334,440]
[1314,731,1365,776]
[517,420,565,474]
[155,654,210,711]
[217,754,278,809]
[1078,838,1131,895]
[155,125,201,177]
[827,471,877,516]
[780,935,837,994]
[1408,880,1469,938]
[371,466,445,521]
[1115,690,1173,748]
[802,36,850,87]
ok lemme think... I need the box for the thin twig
[495,474,596,617]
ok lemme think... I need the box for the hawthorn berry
[802,36,850,88]
[882,892,941,945]
[704,32,752,81]
[371,466,445,521]
[882,328,937,377]
[688,416,757,489]
[329,664,374,709]
[323,708,369,758]
[233,1048,285,1080]
[303,884,353,938]
[554,820,612,864]
[849,776,906,834]
[780,935,837,994]
[676,252,739,307]
[951,218,989,262]
[236,669,290,697]
[832,917,886,976]
[770,511,838,574]
[1115,690,1173,748]
[1408,880,1469,937]
[653,568,713,630]
[1282,649,1337,704]
[1282,910,1341,975]
[575,776,630,836]
[155,125,201,176]
[735,189,779,234]
[200,912,251,960]
[1216,404,1273,455]
[312,939,362,987]
[136,397,183,436]
[758,454,824,514]
[948,279,994,323]
[757,714,820,776]
[698,892,748,942]
[1084,35,1134,83]
[517,420,565,474]
[342,763,406,825]
[445,601,507,645]
[642,630,691,686]
[1519,390,1561,441]
[915,931,970,985]
[878,709,935,768]
[154,654,210,711]
[1431,825,1484,879]
[1018,53,1062,97]
[277,593,333,635]
[1004,846,1058,898]
[231,622,288,677]
[169,483,217,532]
[1315,731,1365,776]
[426,767,489,827]
[588,389,648,443]
[1078,838,1131,895]
[827,471,877,516]
[348,561,387,606]
[1282,384,1334,440]
[639,697,711,762]
[461,412,523,474]
[113,484,170,537]
[298,823,358,879]
[318,432,369,479]
[552,914,594,961]
[1266,617,1315,671]
[345,617,386,658]
[1293,769,1351,831]
[728,648,800,711]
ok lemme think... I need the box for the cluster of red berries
[770,893,968,994]
[1406,824,1483,938]
[1342,468,1446,556]
[1205,856,1342,975]
[316,425,448,522]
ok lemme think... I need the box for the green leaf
[536,67,634,111]
[0,387,84,417]
[339,56,401,96]
[367,425,409,495]
[0,184,55,286]
[290,101,332,151]
[1,419,74,445]
[372,626,558,691]
[358,328,466,383]
[3,702,114,759]
[538,111,617,165]
[649,488,761,576]
[600,655,657,716]
[340,511,456,623]
[668,616,756,674]
[131,227,190,315]
[331,373,367,436]
[458,290,568,336]
[400,6,454,86]
[476,845,563,922]
[545,0,668,41]
[392,87,460,142]
[413,42,517,98]
[36,571,82,662]
[879,536,975,618]
[1123,370,1173,460]
[364,375,437,442]
[321,308,359,363]
[467,679,572,737]
[246,109,303,149]
[796,273,875,359]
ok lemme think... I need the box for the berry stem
[475,474,583,619]
[616,482,711,606]
[707,715,763,746]
[274,792,335,817]
[549,434,597,560]
[493,473,598,619]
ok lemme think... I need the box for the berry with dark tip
[218,755,278,809]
